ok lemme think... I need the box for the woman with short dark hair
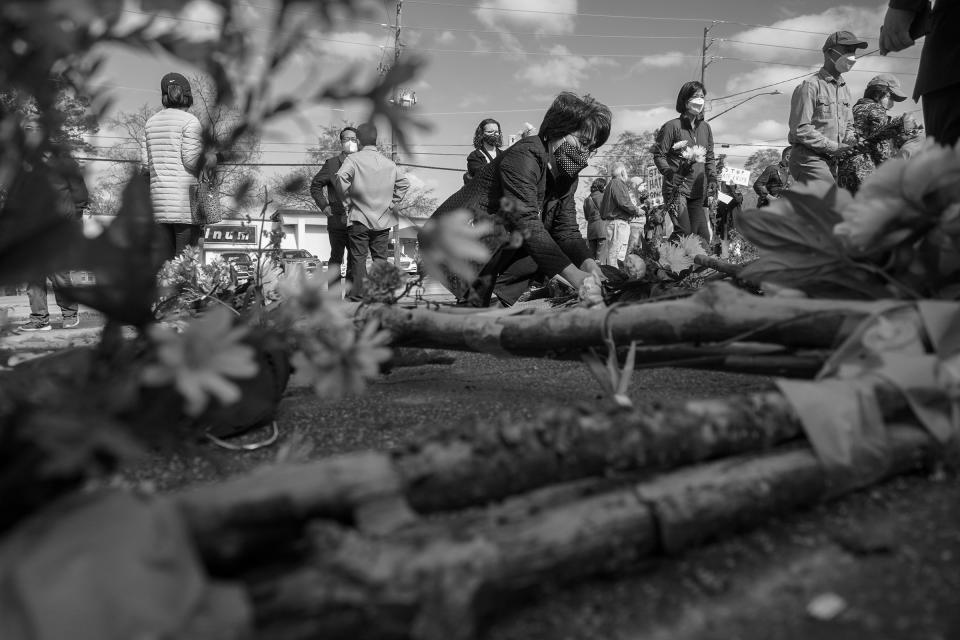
[144,72,204,261]
[428,91,612,306]
[653,80,717,244]
[464,118,502,183]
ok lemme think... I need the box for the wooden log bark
[363,283,888,356]
[177,382,912,567]
[247,424,935,640]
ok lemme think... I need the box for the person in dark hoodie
[582,177,607,261]
[9,115,89,331]
[427,92,611,306]
[880,0,960,145]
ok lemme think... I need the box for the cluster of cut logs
[4,283,940,639]
[174,383,935,640]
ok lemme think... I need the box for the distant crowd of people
[7,0,958,325]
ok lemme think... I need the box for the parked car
[387,254,417,274]
[220,251,253,281]
[280,249,319,275]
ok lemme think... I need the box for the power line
[406,1,711,22]
[404,2,890,40]
[716,56,918,75]
[718,38,920,60]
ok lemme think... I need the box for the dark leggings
[674,197,709,241]
[156,223,202,263]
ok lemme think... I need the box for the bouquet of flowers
[736,139,960,299]
[665,141,708,223]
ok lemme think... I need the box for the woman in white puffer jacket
[144,72,204,261]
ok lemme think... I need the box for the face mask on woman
[687,97,705,115]
[553,140,590,177]
[483,132,502,147]
[880,94,895,110]
[832,50,857,74]
[342,139,358,154]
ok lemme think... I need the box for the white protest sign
[720,166,751,187]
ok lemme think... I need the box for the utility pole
[700,22,717,86]
[391,0,403,266]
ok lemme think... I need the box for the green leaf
[735,182,850,257]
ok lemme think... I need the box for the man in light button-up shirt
[788,30,866,186]
[335,122,409,300]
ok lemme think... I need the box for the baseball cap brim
[888,85,908,100]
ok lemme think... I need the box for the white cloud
[457,93,489,109]
[474,0,578,36]
[513,45,615,89]
[722,5,886,63]
[306,30,386,63]
[612,106,676,135]
[633,51,690,69]
[436,30,456,45]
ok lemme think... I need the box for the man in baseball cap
[787,30,867,187]
[821,30,869,52]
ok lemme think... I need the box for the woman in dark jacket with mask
[428,92,611,306]
[653,80,717,243]
[464,118,503,183]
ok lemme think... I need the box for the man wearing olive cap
[787,30,867,186]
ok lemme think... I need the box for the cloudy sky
[90,0,923,203]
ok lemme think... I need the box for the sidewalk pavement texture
[1,294,100,325]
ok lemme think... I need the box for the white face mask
[832,50,856,74]
[342,139,358,154]
[687,97,705,114]
[880,95,895,110]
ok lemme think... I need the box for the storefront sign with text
[204,225,257,244]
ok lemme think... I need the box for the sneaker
[62,316,80,329]
[19,319,52,332]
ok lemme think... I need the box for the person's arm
[391,169,410,209]
[181,118,203,175]
[466,150,485,179]
[549,182,593,269]
[334,157,355,206]
[789,82,837,154]
[753,165,774,196]
[652,123,675,179]
[583,195,597,222]
[310,160,332,212]
[59,157,89,214]
[704,123,718,193]
[499,146,578,277]
[610,179,639,216]
[880,1,926,54]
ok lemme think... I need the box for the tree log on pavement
[361,283,888,357]
[248,425,935,640]
[177,382,911,569]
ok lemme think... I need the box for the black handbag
[189,170,222,225]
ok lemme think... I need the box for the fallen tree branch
[361,283,889,357]
[247,424,935,640]
[177,381,912,568]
